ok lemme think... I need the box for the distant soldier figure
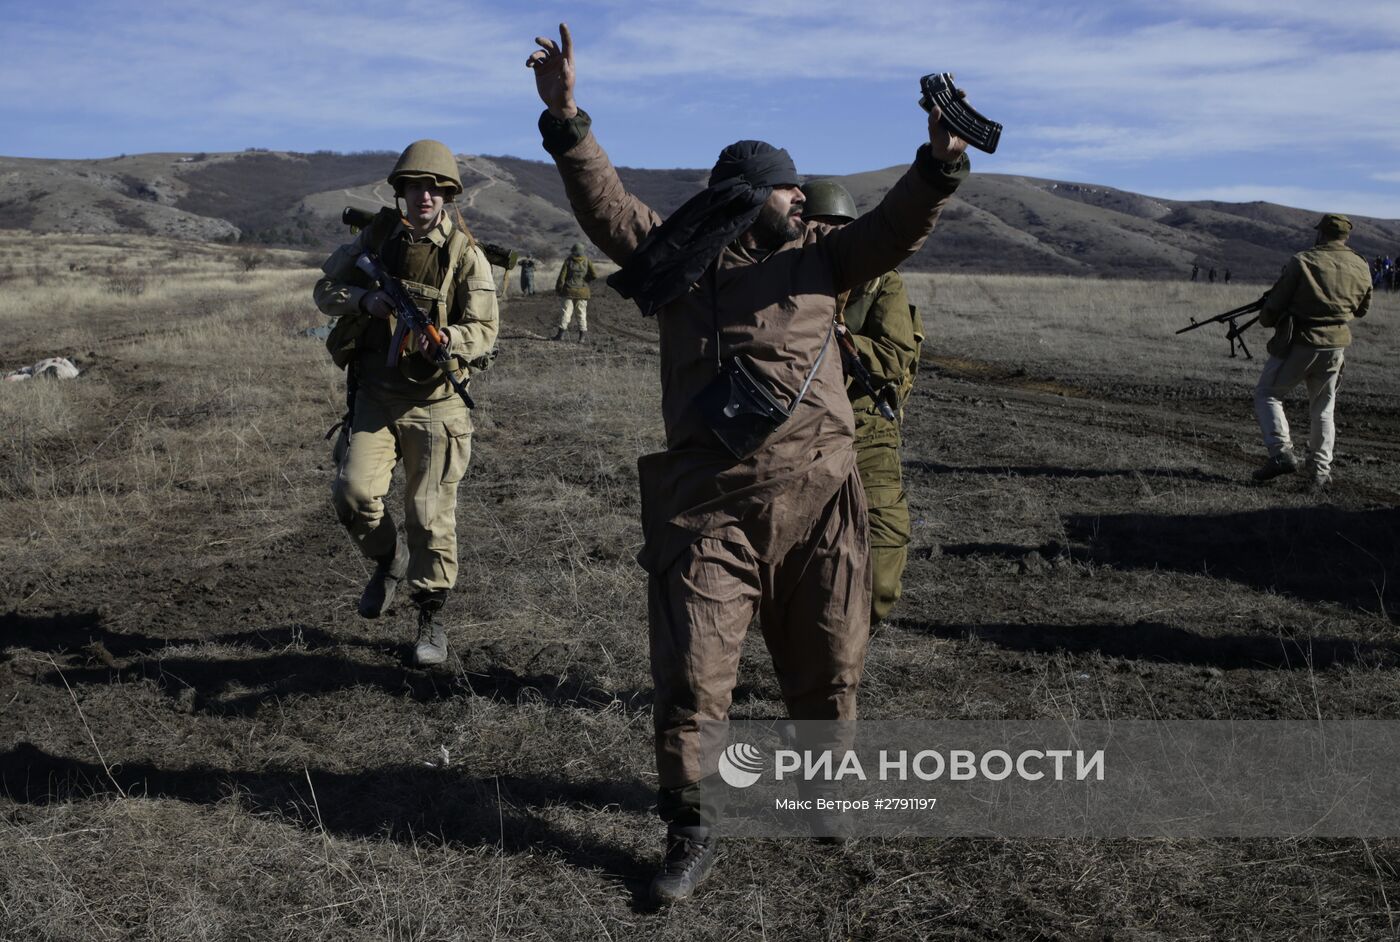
[313,140,500,666]
[1191,264,1199,282]
[1208,267,1217,283]
[1223,268,1231,284]
[553,242,597,341]
[519,256,537,295]
[804,179,921,624]
[1252,213,1372,490]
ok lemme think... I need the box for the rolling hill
[1,148,1396,281]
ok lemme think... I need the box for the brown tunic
[549,125,966,575]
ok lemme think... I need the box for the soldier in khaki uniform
[1252,213,1372,490]
[313,140,499,666]
[804,180,922,623]
[553,242,597,341]
[530,25,969,904]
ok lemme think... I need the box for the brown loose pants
[647,471,871,794]
[332,390,473,596]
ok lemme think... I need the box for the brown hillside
[2,149,1397,280]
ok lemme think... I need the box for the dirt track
[4,270,1400,939]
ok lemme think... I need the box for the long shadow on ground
[0,742,657,906]
[2,612,764,722]
[898,619,1400,671]
[942,507,1400,621]
[0,613,682,716]
[1068,506,1400,620]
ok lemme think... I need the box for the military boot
[412,592,449,667]
[1252,450,1298,482]
[551,327,565,341]
[358,534,407,619]
[1306,459,1332,493]
[578,329,588,344]
[649,826,718,905]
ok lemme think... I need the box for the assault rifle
[354,250,475,409]
[1175,292,1269,359]
[835,326,898,422]
[918,72,1002,154]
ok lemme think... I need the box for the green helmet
[802,179,857,223]
[388,139,463,199]
[571,242,587,256]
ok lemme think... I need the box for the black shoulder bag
[694,266,834,460]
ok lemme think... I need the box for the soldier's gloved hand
[527,23,578,119]
[926,78,969,164]
[361,290,394,320]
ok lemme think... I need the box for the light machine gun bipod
[1175,293,1269,359]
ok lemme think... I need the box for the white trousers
[1253,345,1345,473]
[559,298,588,331]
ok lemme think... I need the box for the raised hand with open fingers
[526,23,577,120]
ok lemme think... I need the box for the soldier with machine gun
[1251,213,1372,490]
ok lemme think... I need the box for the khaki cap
[1314,213,1353,235]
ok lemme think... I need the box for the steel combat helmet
[388,140,463,199]
[802,179,858,223]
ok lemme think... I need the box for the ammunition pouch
[325,312,370,370]
[394,277,453,386]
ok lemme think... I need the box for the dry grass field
[2,230,1400,940]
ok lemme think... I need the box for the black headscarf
[607,140,798,316]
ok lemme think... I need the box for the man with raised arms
[528,24,970,903]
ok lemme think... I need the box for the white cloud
[1,0,1398,221]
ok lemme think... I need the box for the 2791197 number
[872,798,939,811]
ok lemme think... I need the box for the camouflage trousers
[854,419,910,623]
[332,389,473,596]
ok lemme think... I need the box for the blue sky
[3,0,1398,218]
